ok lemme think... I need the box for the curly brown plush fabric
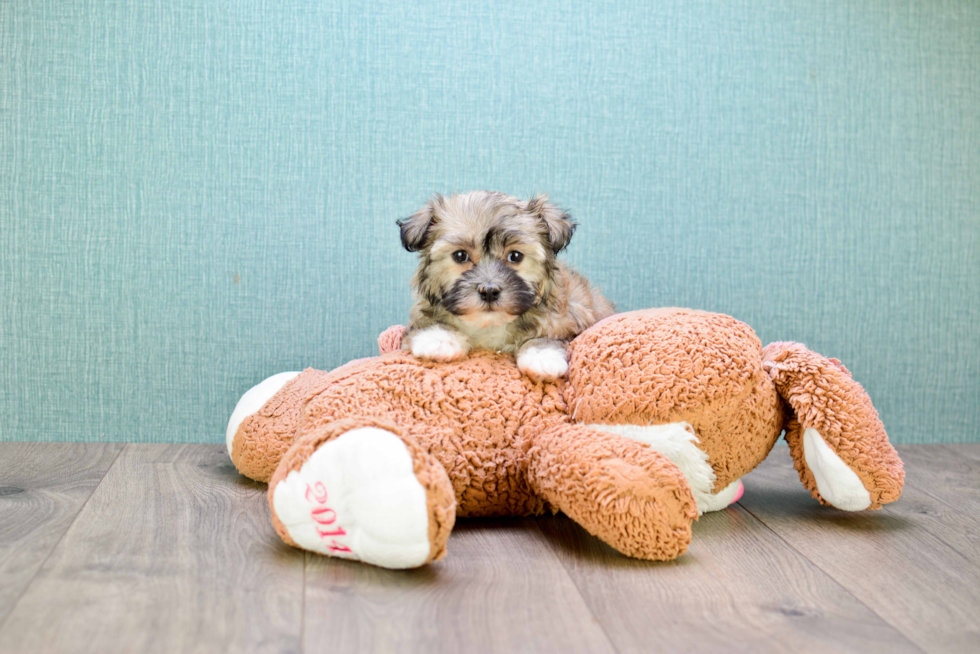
[377,325,407,355]
[528,423,698,559]
[568,309,784,490]
[232,368,332,483]
[232,356,382,483]
[762,342,904,509]
[298,350,565,518]
[229,308,904,565]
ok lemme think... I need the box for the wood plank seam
[529,518,623,654]
[901,481,980,566]
[734,500,928,654]
[0,443,127,633]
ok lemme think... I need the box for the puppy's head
[398,191,576,328]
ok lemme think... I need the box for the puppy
[398,190,615,382]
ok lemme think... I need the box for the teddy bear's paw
[586,421,720,515]
[271,427,439,569]
[226,371,300,456]
[410,326,469,362]
[803,428,872,511]
[699,478,744,513]
[517,344,569,382]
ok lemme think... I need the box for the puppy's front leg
[405,325,470,362]
[516,338,569,383]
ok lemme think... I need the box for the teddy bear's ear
[397,195,443,252]
[527,194,577,254]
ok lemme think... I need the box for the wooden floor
[0,443,978,653]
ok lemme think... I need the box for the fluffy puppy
[398,190,615,382]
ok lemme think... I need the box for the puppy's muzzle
[442,259,535,316]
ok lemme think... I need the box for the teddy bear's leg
[267,417,456,569]
[762,342,904,511]
[226,371,300,456]
[699,478,745,513]
[527,423,699,561]
[585,421,744,515]
[227,363,380,482]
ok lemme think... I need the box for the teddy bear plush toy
[226,308,903,569]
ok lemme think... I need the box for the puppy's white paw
[517,345,568,382]
[410,326,469,362]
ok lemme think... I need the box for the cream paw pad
[268,422,456,569]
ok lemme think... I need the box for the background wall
[2,0,978,444]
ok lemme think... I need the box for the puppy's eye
[507,251,524,264]
[452,250,469,264]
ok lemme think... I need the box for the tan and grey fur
[398,191,615,381]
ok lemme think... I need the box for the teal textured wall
[2,1,978,444]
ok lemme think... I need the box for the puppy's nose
[478,283,501,303]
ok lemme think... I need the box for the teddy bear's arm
[762,342,904,510]
[527,422,699,561]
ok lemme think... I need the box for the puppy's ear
[397,195,442,252]
[527,194,576,254]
